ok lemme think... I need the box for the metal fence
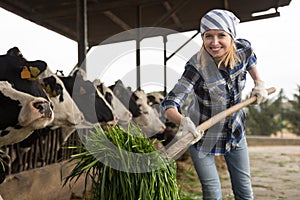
[1,127,88,175]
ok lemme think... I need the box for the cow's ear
[7,47,23,58]
[27,60,47,77]
[147,95,155,105]
[97,83,104,94]
[28,66,41,78]
[105,92,113,105]
[55,84,64,102]
[43,84,53,96]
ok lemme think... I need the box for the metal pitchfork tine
[162,87,276,160]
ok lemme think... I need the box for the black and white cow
[147,92,165,107]
[146,91,179,146]
[49,69,119,126]
[39,74,85,127]
[0,81,53,132]
[109,80,166,136]
[5,47,85,127]
[93,79,132,127]
[0,47,54,146]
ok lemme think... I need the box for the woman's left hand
[251,81,268,104]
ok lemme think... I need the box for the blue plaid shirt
[161,39,256,155]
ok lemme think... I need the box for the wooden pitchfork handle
[162,87,276,159]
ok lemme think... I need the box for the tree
[285,85,300,135]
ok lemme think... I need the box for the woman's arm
[248,66,263,82]
[164,107,184,125]
[161,64,199,125]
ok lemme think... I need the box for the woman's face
[203,30,232,61]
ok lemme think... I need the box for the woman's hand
[251,81,268,104]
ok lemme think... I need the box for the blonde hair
[217,39,240,69]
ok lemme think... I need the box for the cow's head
[6,47,48,81]
[109,81,165,136]
[0,81,54,130]
[40,74,84,126]
[109,80,141,118]
[59,70,118,126]
[131,90,166,137]
[94,79,132,126]
[0,48,54,134]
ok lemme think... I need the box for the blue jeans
[189,137,253,200]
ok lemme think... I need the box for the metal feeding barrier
[1,127,88,175]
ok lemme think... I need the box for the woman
[161,9,268,199]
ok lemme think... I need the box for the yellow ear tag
[52,90,57,97]
[29,66,41,78]
[44,84,53,96]
[21,66,31,79]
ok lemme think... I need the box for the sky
[0,1,299,100]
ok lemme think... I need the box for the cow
[40,74,85,127]
[0,81,54,146]
[0,47,55,146]
[4,47,85,127]
[93,79,132,127]
[146,91,180,146]
[51,69,119,126]
[146,91,166,122]
[109,80,166,137]
[147,92,165,107]
[146,91,185,160]
[0,48,84,184]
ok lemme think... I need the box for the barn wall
[0,160,91,200]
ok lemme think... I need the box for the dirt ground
[219,146,300,200]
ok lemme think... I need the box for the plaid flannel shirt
[161,38,257,155]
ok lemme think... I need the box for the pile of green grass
[63,124,180,200]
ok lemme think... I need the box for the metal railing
[1,127,88,175]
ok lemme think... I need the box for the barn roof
[0,0,292,47]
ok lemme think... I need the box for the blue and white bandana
[200,9,240,38]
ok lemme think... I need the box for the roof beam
[103,11,132,30]
[151,0,192,27]
[224,0,229,10]
[162,1,183,30]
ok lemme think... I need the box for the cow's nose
[157,125,166,134]
[128,112,133,120]
[107,116,119,126]
[33,101,53,118]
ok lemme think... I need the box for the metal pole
[136,5,141,90]
[163,35,167,96]
[77,0,88,73]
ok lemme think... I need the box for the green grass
[286,169,298,173]
[63,124,180,200]
[278,161,286,167]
